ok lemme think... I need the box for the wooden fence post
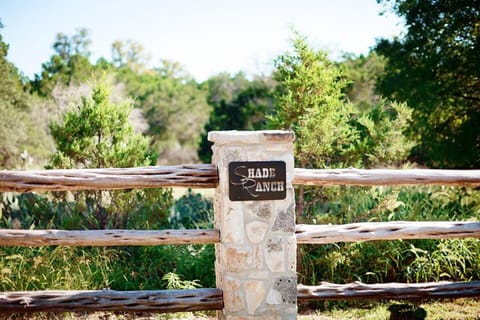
[209,130,297,319]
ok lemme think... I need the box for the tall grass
[299,185,480,285]
[0,189,216,293]
[0,186,478,298]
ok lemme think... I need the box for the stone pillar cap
[208,130,295,145]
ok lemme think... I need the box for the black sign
[229,161,286,201]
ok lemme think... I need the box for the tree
[0,20,50,168]
[268,33,359,169]
[31,28,96,96]
[125,61,210,164]
[268,33,415,224]
[376,0,480,168]
[111,39,150,73]
[341,52,385,111]
[198,74,275,163]
[48,78,172,229]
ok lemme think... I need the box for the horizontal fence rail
[296,221,480,244]
[293,168,480,187]
[0,289,223,313]
[297,281,480,301]
[0,229,220,247]
[3,167,480,193]
[0,164,218,192]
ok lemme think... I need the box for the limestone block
[225,246,252,272]
[245,280,266,315]
[271,276,297,305]
[272,203,295,233]
[246,202,273,221]
[266,287,283,304]
[265,237,285,272]
[223,277,244,313]
[285,236,296,272]
[222,203,245,243]
[246,221,269,244]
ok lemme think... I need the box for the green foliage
[170,189,213,229]
[299,186,480,285]
[376,0,480,168]
[45,79,172,229]
[353,100,415,167]
[115,60,211,163]
[198,73,274,163]
[162,272,200,290]
[0,246,115,291]
[0,21,50,169]
[269,33,415,169]
[48,80,156,169]
[31,28,97,96]
[341,52,385,111]
[268,33,357,169]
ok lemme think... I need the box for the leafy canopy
[268,33,415,169]
[48,79,157,169]
[376,0,480,168]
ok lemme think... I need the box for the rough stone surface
[245,280,266,314]
[265,237,285,272]
[247,203,273,221]
[212,130,296,319]
[266,287,283,304]
[272,277,297,305]
[272,203,295,232]
[223,206,245,243]
[223,277,244,313]
[246,221,269,244]
[225,246,252,272]
[286,236,296,272]
[208,130,294,145]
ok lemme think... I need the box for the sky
[0,0,404,82]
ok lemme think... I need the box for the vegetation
[376,0,480,168]
[0,0,479,316]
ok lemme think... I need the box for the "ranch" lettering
[229,161,286,201]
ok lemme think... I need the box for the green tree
[48,79,172,229]
[268,33,415,223]
[48,80,156,169]
[131,61,210,164]
[341,52,385,111]
[198,74,275,163]
[376,0,480,168]
[31,28,96,96]
[268,33,359,169]
[0,20,50,168]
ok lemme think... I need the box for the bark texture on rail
[0,229,220,247]
[297,281,480,300]
[0,289,223,313]
[293,168,480,187]
[296,221,480,244]
[0,164,218,192]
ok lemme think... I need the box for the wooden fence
[1,157,480,315]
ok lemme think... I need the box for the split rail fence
[0,141,480,316]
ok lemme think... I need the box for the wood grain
[297,281,480,300]
[0,164,218,192]
[0,229,220,246]
[293,168,480,186]
[0,289,223,313]
[296,221,480,244]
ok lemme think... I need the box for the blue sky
[1,0,404,81]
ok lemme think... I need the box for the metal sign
[229,161,286,201]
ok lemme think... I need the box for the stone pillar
[208,131,297,320]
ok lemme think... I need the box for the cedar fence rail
[1,161,480,314]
